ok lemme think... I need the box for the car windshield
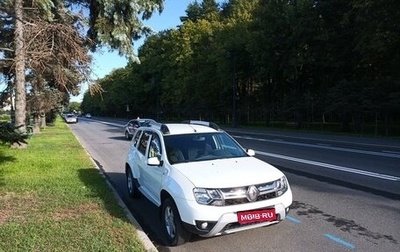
[164,132,248,164]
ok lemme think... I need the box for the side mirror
[148,156,163,166]
[246,149,255,156]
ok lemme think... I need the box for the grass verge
[0,118,148,251]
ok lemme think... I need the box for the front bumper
[177,188,292,237]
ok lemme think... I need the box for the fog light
[195,220,217,232]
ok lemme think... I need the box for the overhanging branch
[0,47,14,52]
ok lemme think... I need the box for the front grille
[225,198,248,205]
[221,181,280,206]
[258,191,277,200]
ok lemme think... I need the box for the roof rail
[160,124,170,134]
[182,120,222,131]
[147,122,170,134]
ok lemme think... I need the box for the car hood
[173,157,284,188]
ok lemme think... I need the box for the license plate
[237,209,276,224]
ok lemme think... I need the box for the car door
[135,130,151,193]
[141,132,164,205]
[128,130,143,172]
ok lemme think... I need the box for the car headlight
[193,188,224,206]
[276,176,289,196]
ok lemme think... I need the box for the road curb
[72,128,158,252]
[96,166,158,252]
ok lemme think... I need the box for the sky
[71,0,197,102]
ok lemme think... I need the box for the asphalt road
[225,128,400,198]
[70,117,400,252]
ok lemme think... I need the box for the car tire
[162,197,191,246]
[126,169,140,198]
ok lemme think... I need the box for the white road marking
[256,151,400,181]
[233,135,400,159]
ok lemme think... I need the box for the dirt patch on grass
[0,191,103,225]
[51,203,103,221]
[0,192,39,225]
[0,208,14,225]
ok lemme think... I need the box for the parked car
[85,113,92,118]
[124,118,156,140]
[125,120,292,246]
[65,113,78,123]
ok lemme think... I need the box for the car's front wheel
[162,197,191,246]
[126,169,140,198]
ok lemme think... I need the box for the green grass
[0,118,149,251]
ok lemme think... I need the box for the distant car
[124,118,156,140]
[85,113,92,118]
[65,114,78,123]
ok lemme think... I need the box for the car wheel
[126,169,140,198]
[162,197,191,246]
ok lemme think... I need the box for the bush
[0,121,28,145]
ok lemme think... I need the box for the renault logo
[246,185,259,202]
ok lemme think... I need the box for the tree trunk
[33,113,41,134]
[40,111,46,129]
[12,0,27,148]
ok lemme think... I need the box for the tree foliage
[0,0,164,146]
[79,0,399,136]
[0,121,28,146]
[86,0,163,63]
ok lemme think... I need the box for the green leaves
[86,0,164,62]
[0,122,29,146]
[80,0,400,136]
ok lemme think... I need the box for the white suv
[125,121,292,246]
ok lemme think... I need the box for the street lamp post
[126,104,130,119]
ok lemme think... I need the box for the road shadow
[103,171,208,250]
[108,136,129,141]
[80,158,208,249]
[103,128,123,134]
[279,165,400,201]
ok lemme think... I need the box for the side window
[132,130,142,146]
[138,131,151,155]
[148,134,162,159]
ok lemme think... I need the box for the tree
[69,102,81,114]
[1,0,164,147]
[13,0,27,148]
[79,0,400,136]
